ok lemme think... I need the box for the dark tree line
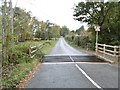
[73,1,120,45]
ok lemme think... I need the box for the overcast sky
[12,0,88,30]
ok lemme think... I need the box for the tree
[39,21,47,40]
[76,25,84,35]
[1,1,13,61]
[35,30,41,38]
[98,2,120,45]
[0,16,2,42]
[73,1,120,45]
[60,26,69,37]
[50,24,60,39]
[14,7,33,42]
[73,2,116,30]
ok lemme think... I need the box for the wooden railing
[29,46,37,58]
[96,43,120,63]
[29,41,50,58]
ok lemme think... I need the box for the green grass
[21,39,57,55]
[65,38,95,55]
[65,38,81,49]
[2,39,58,88]
[2,59,38,88]
[0,43,2,50]
[19,40,45,46]
[41,40,57,55]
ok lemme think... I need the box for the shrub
[5,43,30,66]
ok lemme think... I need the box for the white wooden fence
[29,46,37,58]
[29,41,50,58]
[96,43,120,63]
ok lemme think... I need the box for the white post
[94,25,100,56]
[95,31,98,55]
[96,31,98,45]
[114,46,117,63]
[119,46,120,56]
[103,44,105,58]
[95,43,98,56]
[114,46,116,56]
[118,46,120,62]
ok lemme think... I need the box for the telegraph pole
[10,0,14,45]
[1,0,14,87]
[46,20,49,40]
[1,0,6,89]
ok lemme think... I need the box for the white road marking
[69,56,74,62]
[69,56,103,90]
[75,64,102,89]
[43,62,108,65]
[45,54,92,56]
[43,62,75,64]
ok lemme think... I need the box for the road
[25,38,118,89]
[47,37,89,56]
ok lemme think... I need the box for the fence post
[114,46,117,56]
[95,43,98,56]
[103,44,105,58]
[29,47,31,58]
[114,46,117,63]
[119,46,120,56]
[118,46,120,63]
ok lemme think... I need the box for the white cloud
[12,0,87,30]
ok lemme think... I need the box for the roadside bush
[5,43,30,66]
[2,40,56,88]
[36,49,44,62]
[66,36,75,42]
[2,42,41,88]
[74,36,80,46]
[66,35,95,51]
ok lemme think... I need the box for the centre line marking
[69,56,103,90]
[69,56,74,62]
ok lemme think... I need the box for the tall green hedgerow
[6,43,30,65]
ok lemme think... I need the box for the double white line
[69,56,103,90]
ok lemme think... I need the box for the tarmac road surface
[25,38,118,89]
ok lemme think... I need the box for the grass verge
[0,43,2,50]
[2,39,57,88]
[41,40,57,55]
[65,38,95,55]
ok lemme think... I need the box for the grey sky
[12,0,88,30]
